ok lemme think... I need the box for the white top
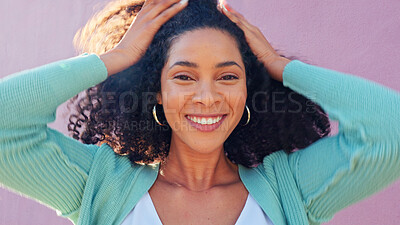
[121,192,274,225]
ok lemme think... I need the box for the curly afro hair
[68,0,331,168]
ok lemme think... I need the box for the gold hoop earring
[153,104,166,126]
[242,105,251,126]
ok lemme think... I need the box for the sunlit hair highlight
[68,0,331,167]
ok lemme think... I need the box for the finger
[221,4,259,33]
[140,0,158,12]
[145,0,185,20]
[224,4,244,18]
[223,4,250,25]
[221,9,261,46]
[223,10,250,34]
[221,6,240,24]
[144,0,165,7]
[142,0,152,7]
[223,13,249,36]
[139,0,173,20]
[152,0,188,26]
[218,3,247,25]
[236,15,259,33]
[134,0,155,20]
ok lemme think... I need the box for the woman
[0,0,399,224]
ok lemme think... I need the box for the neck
[159,136,239,192]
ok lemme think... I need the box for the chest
[148,180,249,225]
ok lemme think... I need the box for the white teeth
[187,116,223,125]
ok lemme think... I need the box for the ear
[156,92,162,105]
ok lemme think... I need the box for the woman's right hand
[100,0,188,76]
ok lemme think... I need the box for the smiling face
[159,28,247,154]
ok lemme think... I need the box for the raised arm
[0,54,108,217]
[283,60,400,224]
[219,5,400,223]
[0,0,190,220]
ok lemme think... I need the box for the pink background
[1,0,399,224]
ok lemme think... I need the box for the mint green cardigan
[1,54,399,225]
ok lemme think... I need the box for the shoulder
[84,142,158,194]
[260,150,292,177]
[255,150,299,194]
[90,143,151,176]
[259,151,309,222]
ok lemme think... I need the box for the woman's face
[159,28,247,153]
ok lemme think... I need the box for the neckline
[118,162,285,225]
[145,191,251,224]
[144,192,163,224]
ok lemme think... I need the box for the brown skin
[156,28,247,190]
[149,173,248,224]
[146,28,249,224]
[99,0,291,223]
[218,2,291,82]
[101,0,190,75]
[100,0,290,81]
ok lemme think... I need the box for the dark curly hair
[68,0,331,168]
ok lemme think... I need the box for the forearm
[285,61,400,222]
[0,54,106,216]
[283,60,400,142]
[0,54,107,128]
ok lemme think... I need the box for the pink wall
[1,0,399,224]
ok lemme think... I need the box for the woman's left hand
[218,3,291,82]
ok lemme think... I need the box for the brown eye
[219,75,239,80]
[174,75,194,81]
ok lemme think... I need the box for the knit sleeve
[0,53,108,217]
[282,61,400,224]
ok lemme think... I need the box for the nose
[192,81,223,108]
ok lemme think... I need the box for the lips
[185,114,227,132]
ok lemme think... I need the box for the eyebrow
[168,60,243,71]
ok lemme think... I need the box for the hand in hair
[100,0,189,76]
[219,3,290,82]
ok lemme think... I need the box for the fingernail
[221,4,228,12]
[180,0,188,5]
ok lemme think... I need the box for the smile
[187,115,223,124]
[185,114,227,132]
